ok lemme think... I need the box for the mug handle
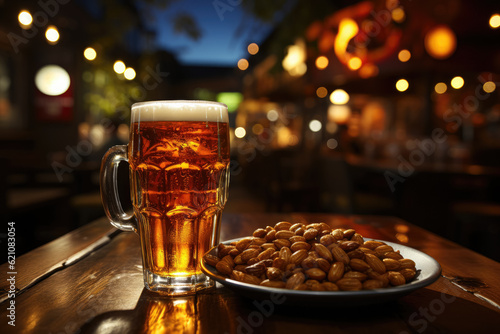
[100,145,137,232]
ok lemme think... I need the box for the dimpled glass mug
[100,100,230,295]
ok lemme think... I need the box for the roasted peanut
[266,267,284,281]
[253,228,267,238]
[203,254,219,267]
[343,229,356,239]
[314,243,333,262]
[265,229,277,241]
[286,272,306,290]
[303,228,319,241]
[290,241,311,252]
[273,238,291,249]
[349,258,371,272]
[275,221,292,231]
[331,246,350,265]
[275,230,295,239]
[235,238,253,252]
[290,249,308,265]
[383,258,401,271]
[328,262,344,282]
[337,278,362,291]
[388,271,406,286]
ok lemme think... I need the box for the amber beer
[100,100,229,295]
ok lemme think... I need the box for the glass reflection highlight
[142,296,196,334]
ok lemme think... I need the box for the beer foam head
[131,100,228,123]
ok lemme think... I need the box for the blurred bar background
[1,0,499,261]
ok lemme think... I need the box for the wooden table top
[1,213,500,333]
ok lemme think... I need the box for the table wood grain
[1,213,499,333]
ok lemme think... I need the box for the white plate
[201,238,441,306]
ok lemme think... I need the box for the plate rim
[201,237,442,298]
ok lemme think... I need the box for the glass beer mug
[100,101,230,295]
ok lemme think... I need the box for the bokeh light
[330,89,349,105]
[315,56,329,70]
[347,57,362,70]
[326,138,339,149]
[483,81,496,93]
[35,65,71,96]
[434,82,447,94]
[235,127,246,138]
[84,47,97,61]
[113,61,126,74]
[398,49,411,62]
[424,25,456,59]
[451,76,464,89]
[316,87,328,98]
[489,14,500,28]
[252,123,264,135]
[248,43,259,55]
[18,10,33,27]
[45,26,60,44]
[237,58,249,70]
[391,7,405,23]
[396,79,409,92]
[267,109,279,122]
[124,67,136,80]
[309,120,322,132]
[328,105,351,124]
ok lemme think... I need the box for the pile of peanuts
[203,221,417,291]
